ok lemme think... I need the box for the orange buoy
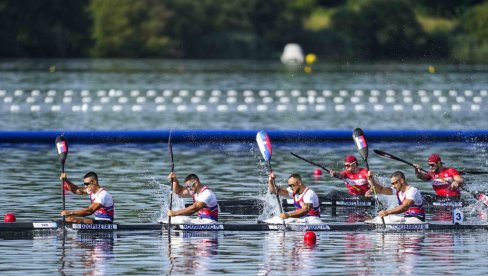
[304,231,316,245]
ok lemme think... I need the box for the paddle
[352,128,385,226]
[55,135,69,226]
[290,152,331,174]
[256,130,285,229]
[168,131,174,235]
[373,149,486,203]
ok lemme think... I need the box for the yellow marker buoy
[305,53,317,65]
[428,66,436,74]
[49,65,56,73]
[304,66,312,74]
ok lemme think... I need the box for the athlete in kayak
[60,172,115,224]
[329,155,370,196]
[414,154,464,198]
[268,172,322,224]
[167,172,219,224]
[367,170,425,223]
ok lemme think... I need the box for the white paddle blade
[256,130,272,162]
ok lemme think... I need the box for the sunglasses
[185,181,197,189]
[83,181,92,186]
[288,183,298,188]
[391,179,401,185]
[428,163,436,167]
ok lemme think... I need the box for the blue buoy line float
[0,130,487,144]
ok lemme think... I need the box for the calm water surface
[0,59,487,275]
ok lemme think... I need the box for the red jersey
[340,168,369,196]
[426,167,461,197]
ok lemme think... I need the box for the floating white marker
[26,97,35,104]
[307,90,317,97]
[386,89,395,96]
[464,90,473,97]
[297,105,307,112]
[112,105,123,112]
[100,97,110,103]
[217,105,228,112]
[371,90,380,97]
[136,97,146,104]
[315,105,326,112]
[438,96,447,103]
[10,105,20,112]
[63,97,72,103]
[14,90,23,96]
[339,90,349,97]
[64,90,74,97]
[333,97,343,104]
[227,97,237,104]
[191,97,201,104]
[208,97,219,103]
[420,97,430,103]
[132,105,142,112]
[449,90,457,97]
[259,90,269,97]
[243,90,254,97]
[350,97,360,103]
[146,90,157,97]
[179,90,189,97]
[130,90,140,97]
[196,105,207,112]
[47,90,57,96]
[211,90,221,97]
[244,97,255,104]
[369,97,378,103]
[156,105,166,112]
[31,90,40,97]
[82,97,92,103]
[451,105,461,111]
[30,105,40,112]
[393,105,403,111]
[227,90,238,97]
[473,96,482,103]
[355,104,365,111]
[92,105,103,112]
[275,90,285,97]
[335,105,345,112]
[172,97,182,104]
[316,97,325,104]
[374,104,384,111]
[432,104,442,111]
[322,90,332,97]
[297,97,307,104]
[51,105,61,112]
[480,90,487,97]
[385,96,395,103]
[256,105,267,112]
[81,90,90,97]
[456,96,465,103]
[236,105,248,112]
[163,90,173,97]
[291,90,301,97]
[44,97,53,104]
[433,90,442,97]
[418,90,427,96]
[412,104,423,111]
[262,97,273,104]
[402,90,411,96]
[403,97,412,103]
[176,105,187,112]
[354,90,364,96]
[195,90,206,97]
[97,90,107,97]
[471,104,480,111]
[277,105,288,112]
[155,97,165,103]
[118,97,128,104]
[72,105,82,112]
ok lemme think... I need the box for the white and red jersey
[287,187,320,217]
[193,186,219,221]
[426,167,461,197]
[340,168,369,196]
[392,186,425,221]
[90,188,114,222]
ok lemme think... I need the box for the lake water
[0,59,487,275]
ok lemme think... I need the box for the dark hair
[184,174,200,183]
[84,172,98,182]
[288,173,302,181]
[390,171,405,180]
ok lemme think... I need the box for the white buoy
[280,43,304,64]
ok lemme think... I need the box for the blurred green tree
[452,2,488,62]
[0,0,91,57]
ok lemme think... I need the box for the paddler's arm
[414,164,430,181]
[329,170,345,179]
[268,173,289,197]
[168,172,189,197]
[60,173,87,195]
[167,201,206,217]
[279,203,312,219]
[450,174,464,189]
[61,202,102,217]
[367,171,393,195]
[378,199,413,217]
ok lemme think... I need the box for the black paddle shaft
[168,132,174,234]
[290,152,331,174]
